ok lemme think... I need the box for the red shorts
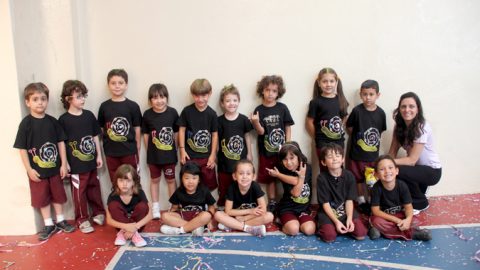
[279,212,314,226]
[347,159,375,184]
[179,210,201,221]
[257,155,278,184]
[190,158,217,190]
[29,175,67,208]
[148,163,176,180]
[106,154,139,183]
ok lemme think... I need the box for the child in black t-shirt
[98,69,142,184]
[177,79,218,191]
[160,162,216,236]
[214,160,273,237]
[14,83,75,240]
[267,141,316,236]
[346,80,386,213]
[369,155,431,241]
[106,164,151,247]
[316,143,367,243]
[251,75,294,212]
[141,83,179,219]
[59,80,105,233]
[217,84,254,207]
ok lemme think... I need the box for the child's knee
[150,177,161,184]
[317,224,337,242]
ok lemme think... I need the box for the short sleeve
[346,107,357,128]
[13,120,27,149]
[316,173,329,204]
[225,184,235,201]
[97,103,105,127]
[282,104,295,126]
[205,188,216,205]
[307,99,317,118]
[370,183,381,206]
[139,189,149,203]
[345,171,357,201]
[398,180,413,205]
[131,102,142,127]
[252,182,265,199]
[169,190,180,205]
[172,108,180,132]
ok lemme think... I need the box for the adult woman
[388,92,442,213]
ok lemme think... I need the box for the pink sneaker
[114,230,127,246]
[131,231,147,247]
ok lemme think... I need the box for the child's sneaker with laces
[246,225,266,237]
[160,224,181,235]
[114,230,127,246]
[152,207,161,220]
[267,200,277,213]
[217,223,231,232]
[192,226,204,237]
[93,214,105,225]
[56,220,75,233]
[413,228,432,241]
[38,225,58,241]
[131,231,147,247]
[79,220,94,234]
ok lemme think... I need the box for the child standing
[369,155,431,241]
[177,79,218,191]
[217,84,253,207]
[215,160,273,237]
[142,83,179,219]
[98,69,142,184]
[251,75,294,212]
[59,80,106,233]
[316,143,367,243]
[267,142,316,236]
[106,164,151,247]
[14,82,75,240]
[306,68,349,169]
[160,162,216,236]
[346,80,386,212]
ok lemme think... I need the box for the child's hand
[96,156,103,168]
[397,219,411,231]
[60,164,69,179]
[235,216,246,222]
[124,231,134,239]
[335,221,348,234]
[125,223,138,233]
[253,206,265,216]
[266,167,279,178]
[28,169,41,182]
[207,155,216,169]
[296,162,306,179]
[247,153,253,162]
[250,111,260,124]
[180,149,190,165]
[207,220,215,231]
[345,219,355,232]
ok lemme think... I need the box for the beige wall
[3,0,480,235]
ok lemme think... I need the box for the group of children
[14,67,431,247]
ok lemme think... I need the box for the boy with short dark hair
[177,79,218,190]
[316,143,367,243]
[346,80,386,213]
[14,82,75,240]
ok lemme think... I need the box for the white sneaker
[217,223,231,232]
[246,225,266,237]
[93,214,105,226]
[152,209,161,220]
[160,224,181,235]
[192,226,204,237]
[79,220,94,234]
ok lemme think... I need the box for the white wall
[4,0,480,235]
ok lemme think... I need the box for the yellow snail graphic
[321,116,343,140]
[187,130,210,153]
[221,135,243,160]
[357,127,380,152]
[107,117,129,142]
[152,128,173,151]
[69,138,94,162]
[265,128,284,153]
[29,143,57,168]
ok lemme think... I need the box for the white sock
[153,202,160,209]
[44,218,54,226]
[357,196,366,204]
[56,214,65,222]
[179,227,186,234]
[243,224,250,232]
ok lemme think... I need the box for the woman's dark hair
[277,141,307,171]
[393,92,425,146]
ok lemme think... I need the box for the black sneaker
[413,228,432,241]
[38,225,58,241]
[267,200,277,213]
[56,220,75,233]
[368,227,381,240]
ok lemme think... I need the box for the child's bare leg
[300,220,316,235]
[150,177,161,203]
[52,202,63,216]
[215,212,244,231]
[40,205,52,220]
[282,220,300,235]
[166,178,177,197]
[243,212,274,226]
[267,182,276,200]
[182,212,211,232]
[161,212,187,227]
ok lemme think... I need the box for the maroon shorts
[257,155,278,184]
[217,171,234,207]
[347,159,375,184]
[148,163,176,180]
[179,210,201,221]
[279,212,314,226]
[29,174,67,208]
[106,154,139,183]
[190,158,217,190]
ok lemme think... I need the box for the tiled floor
[1,193,479,270]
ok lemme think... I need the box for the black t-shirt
[226,181,265,209]
[58,110,101,174]
[316,170,357,219]
[254,102,294,157]
[177,104,218,159]
[307,96,347,146]
[277,164,313,215]
[217,114,253,173]
[169,184,216,211]
[371,180,412,215]
[97,98,142,157]
[107,189,148,214]
[14,114,67,178]
[141,107,179,165]
[347,104,386,162]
